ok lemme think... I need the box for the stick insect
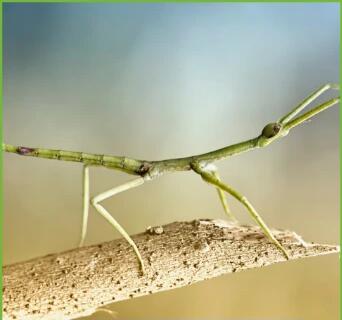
[3,83,339,274]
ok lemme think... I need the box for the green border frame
[0,2,340,320]
[0,3,3,319]
[1,0,340,2]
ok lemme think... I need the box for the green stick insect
[3,83,339,274]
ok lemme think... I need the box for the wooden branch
[3,219,339,320]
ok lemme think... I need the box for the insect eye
[261,122,282,138]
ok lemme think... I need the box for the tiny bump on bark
[146,225,164,235]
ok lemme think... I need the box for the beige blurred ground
[4,3,339,320]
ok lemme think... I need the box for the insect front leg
[194,163,236,221]
[191,162,290,260]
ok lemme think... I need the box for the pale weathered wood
[3,219,339,320]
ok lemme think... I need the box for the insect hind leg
[90,177,146,273]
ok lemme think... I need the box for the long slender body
[3,84,340,273]
[2,136,259,177]
[3,83,339,177]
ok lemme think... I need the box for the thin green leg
[90,177,146,273]
[79,165,90,247]
[192,163,289,259]
[212,171,237,221]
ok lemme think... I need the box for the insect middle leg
[79,165,90,247]
[192,163,290,259]
[212,171,237,221]
[79,165,146,273]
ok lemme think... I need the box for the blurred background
[3,3,339,320]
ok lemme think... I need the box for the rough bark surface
[3,219,339,320]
